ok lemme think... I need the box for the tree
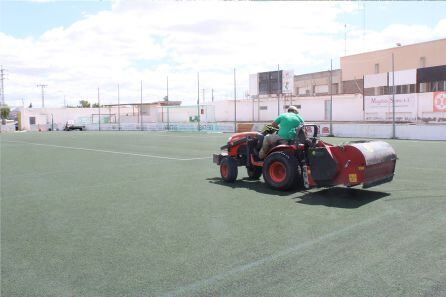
[78,100,91,108]
[1,105,10,125]
[92,103,101,108]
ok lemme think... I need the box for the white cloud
[0,1,445,107]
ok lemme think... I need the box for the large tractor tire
[263,151,299,190]
[220,157,238,183]
[247,166,262,180]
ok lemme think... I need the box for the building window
[259,106,268,110]
[374,63,380,74]
[420,57,426,68]
[314,84,329,95]
[29,117,36,125]
[331,83,339,94]
[410,84,416,93]
[431,81,438,92]
[389,86,395,94]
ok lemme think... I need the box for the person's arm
[272,114,282,128]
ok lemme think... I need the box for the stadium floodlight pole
[329,59,334,137]
[234,68,237,133]
[117,84,121,131]
[167,76,170,131]
[197,72,200,131]
[344,24,347,56]
[392,52,396,139]
[277,64,280,116]
[140,80,143,131]
[98,87,101,131]
[37,84,47,108]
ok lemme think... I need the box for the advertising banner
[364,94,417,121]
[282,70,294,94]
[388,69,416,86]
[433,91,446,112]
[249,73,259,96]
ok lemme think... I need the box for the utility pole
[98,87,101,131]
[392,53,396,139]
[0,66,5,106]
[197,72,200,131]
[166,76,170,131]
[37,84,47,108]
[117,84,121,131]
[277,64,280,116]
[140,80,143,131]
[211,88,214,102]
[234,68,237,133]
[329,59,334,137]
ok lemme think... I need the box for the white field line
[3,140,211,161]
[160,210,396,297]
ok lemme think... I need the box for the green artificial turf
[1,131,445,297]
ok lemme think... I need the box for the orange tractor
[213,125,397,190]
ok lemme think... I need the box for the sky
[1,0,446,107]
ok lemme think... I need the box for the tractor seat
[294,125,316,147]
[294,125,308,145]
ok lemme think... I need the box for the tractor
[213,125,397,190]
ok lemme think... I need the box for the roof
[341,38,446,59]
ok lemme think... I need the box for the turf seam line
[3,140,211,161]
[160,210,397,297]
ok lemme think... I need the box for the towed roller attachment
[345,141,397,188]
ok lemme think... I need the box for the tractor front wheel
[263,152,297,190]
[220,157,238,182]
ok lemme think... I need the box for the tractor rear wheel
[263,151,298,190]
[247,166,262,180]
[220,157,238,182]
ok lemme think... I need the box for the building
[294,69,342,96]
[341,38,446,81]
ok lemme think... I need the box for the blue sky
[0,1,112,37]
[2,1,446,39]
[0,1,445,107]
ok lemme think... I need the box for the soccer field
[1,131,445,297]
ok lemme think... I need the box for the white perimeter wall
[317,123,446,140]
[213,94,363,122]
[17,107,134,130]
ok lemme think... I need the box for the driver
[259,106,304,159]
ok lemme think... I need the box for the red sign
[322,127,330,134]
[433,92,446,112]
